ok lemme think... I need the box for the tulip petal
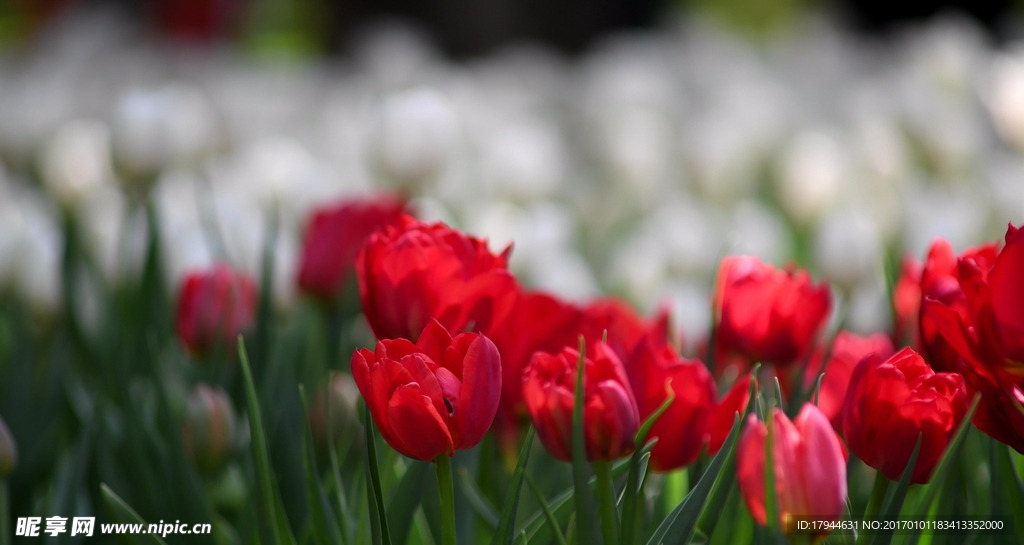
[452,334,502,449]
[387,384,454,460]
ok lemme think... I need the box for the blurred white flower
[776,129,846,225]
[984,49,1024,151]
[111,84,219,180]
[370,87,461,188]
[39,119,115,209]
[813,207,883,290]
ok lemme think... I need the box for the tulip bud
[737,405,847,536]
[308,372,362,452]
[523,341,639,462]
[296,195,406,303]
[352,320,501,461]
[175,263,258,360]
[182,384,237,473]
[38,119,114,210]
[0,415,17,478]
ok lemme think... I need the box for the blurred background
[3,0,1024,343]
[2,1,1024,542]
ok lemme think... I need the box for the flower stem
[435,454,457,545]
[594,460,620,545]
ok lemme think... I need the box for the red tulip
[803,331,894,429]
[351,320,501,460]
[175,263,257,358]
[707,375,751,455]
[918,238,998,373]
[488,289,582,449]
[522,341,639,462]
[356,215,517,341]
[625,337,715,470]
[842,347,968,483]
[737,404,847,533]
[714,256,831,368]
[923,224,1024,453]
[297,195,406,303]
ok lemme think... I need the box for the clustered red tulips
[169,200,1022,539]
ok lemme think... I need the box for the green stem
[0,480,9,545]
[435,454,457,545]
[594,461,619,545]
[857,471,890,545]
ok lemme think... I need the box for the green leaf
[100,483,170,545]
[491,426,536,545]
[908,395,981,521]
[238,337,298,545]
[362,403,393,545]
[457,466,499,528]
[521,452,635,544]
[623,389,674,542]
[298,386,343,545]
[648,368,758,545]
[868,435,922,545]
[387,461,431,545]
[525,475,569,545]
[571,336,601,545]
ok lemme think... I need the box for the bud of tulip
[737,405,847,535]
[175,264,257,359]
[297,196,406,303]
[182,384,237,473]
[843,347,968,483]
[523,341,639,462]
[308,372,362,452]
[0,415,17,477]
[351,320,501,461]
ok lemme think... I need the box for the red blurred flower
[842,347,968,483]
[577,297,671,360]
[351,320,501,461]
[625,337,715,471]
[488,289,582,450]
[714,256,831,368]
[297,195,406,303]
[175,264,257,358]
[356,216,517,341]
[918,239,998,373]
[522,341,639,462]
[923,224,1024,453]
[803,331,894,429]
[892,255,922,347]
[737,404,847,533]
[707,375,751,455]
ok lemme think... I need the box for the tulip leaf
[648,367,758,545]
[570,336,602,545]
[100,483,170,545]
[521,451,643,544]
[491,426,536,545]
[526,475,569,545]
[622,390,674,544]
[298,385,344,545]
[458,467,499,528]
[238,337,298,545]
[362,403,393,545]
[907,394,980,525]
[645,412,741,545]
[386,461,431,545]
[868,435,922,545]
